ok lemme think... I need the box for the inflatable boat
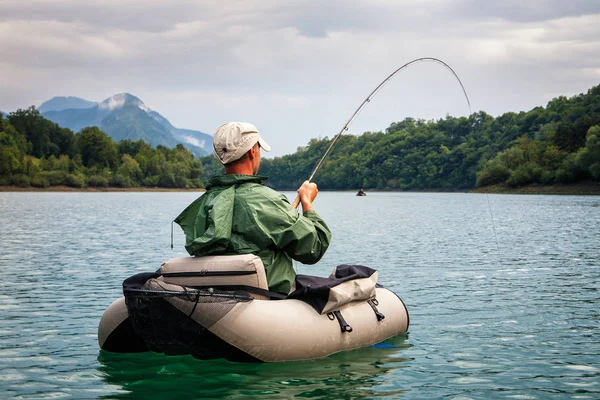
[98,254,409,362]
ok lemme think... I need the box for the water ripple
[0,192,599,399]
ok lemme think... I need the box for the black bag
[287,265,379,314]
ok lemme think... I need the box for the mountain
[38,96,98,113]
[40,93,211,156]
[147,110,210,152]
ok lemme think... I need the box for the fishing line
[292,57,471,208]
[486,193,502,264]
[290,58,502,267]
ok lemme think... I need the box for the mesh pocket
[124,280,252,358]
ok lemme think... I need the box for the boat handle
[367,299,385,321]
[332,310,353,333]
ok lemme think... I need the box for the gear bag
[287,264,378,314]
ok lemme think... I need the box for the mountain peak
[41,91,212,157]
[98,93,150,112]
[38,96,97,113]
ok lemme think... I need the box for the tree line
[1,84,599,190]
[253,84,600,190]
[0,107,203,188]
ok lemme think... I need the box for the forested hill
[0,107,203,188]
[251,84,599,190]
[1,84,599,190]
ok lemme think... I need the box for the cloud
[1,0,599,156]
[454,0,600,23]
[0,0,202,32]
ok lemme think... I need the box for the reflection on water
[97,335,411,399]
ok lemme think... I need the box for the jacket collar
[206,174,268,189]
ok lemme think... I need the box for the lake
[0,191,599,399]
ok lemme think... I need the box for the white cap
[212,122,271,164]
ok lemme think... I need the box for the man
[174,122,331,295]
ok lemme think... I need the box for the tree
[8,107,75,158]
[0,146,22,177]
[113,154,143,187]
[76,127,119,168]
[577,125,600,180]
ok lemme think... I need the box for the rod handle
[291,194,301,209]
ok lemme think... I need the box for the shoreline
[1,181,599,195]
[0,185,206,192]
[467,181,600,195]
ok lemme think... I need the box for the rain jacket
[174,174,331,294]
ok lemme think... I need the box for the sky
[1,0,599,158]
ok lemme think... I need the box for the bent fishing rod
[291,57,472,208]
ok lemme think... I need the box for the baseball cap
[213,122,272,164]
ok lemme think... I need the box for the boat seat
[157,254,269,300]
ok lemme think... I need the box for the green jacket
[174,174,331,294]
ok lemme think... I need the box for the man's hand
[297,180,318,212]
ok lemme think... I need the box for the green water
[0,192,599,399]
[98,336,411,399]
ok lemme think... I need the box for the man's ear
[248,144,258,159]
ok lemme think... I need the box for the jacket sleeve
[283,209,332,264]
[262,195,331,264]
[249,192,332,264]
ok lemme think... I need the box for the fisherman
[174,122,331,295]
[357,188,366,196]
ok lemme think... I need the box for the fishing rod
[291,57,472,208]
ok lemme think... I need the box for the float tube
[98,254,409,362]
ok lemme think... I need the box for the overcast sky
[1,0,599,157]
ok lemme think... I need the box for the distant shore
[0,185,206,192]
[468,181,600,195]
[1,181,599,195]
